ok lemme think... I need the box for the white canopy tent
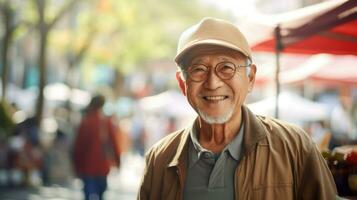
[139,90,196,118]
[248,92,329,124]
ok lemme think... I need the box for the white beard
[197,109,233,124]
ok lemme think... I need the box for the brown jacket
[138,106,337,200]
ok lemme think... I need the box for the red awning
[243,0,357,118]
[254,54,357,87]
[251,0,357,55]
[280,55,357,86]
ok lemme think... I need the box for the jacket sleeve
[137,149,154,200]
[298,142,337,200]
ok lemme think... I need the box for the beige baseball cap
[175,17,252,64]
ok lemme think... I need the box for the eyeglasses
[185,61,251,82]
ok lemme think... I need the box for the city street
[0,152,144,200]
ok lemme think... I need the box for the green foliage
[75,0,232,74]
[8,0,231,76]
[0,100,14,138]
[2,0,232,87]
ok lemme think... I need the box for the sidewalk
[0,185,137,200]
[0,152,145,200]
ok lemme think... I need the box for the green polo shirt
[183,121,244,200]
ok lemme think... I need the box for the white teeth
[204,96,226,100]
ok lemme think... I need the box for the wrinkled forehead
[179,44,247,67]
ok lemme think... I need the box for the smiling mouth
[203,95,228,101]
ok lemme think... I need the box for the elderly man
[138,18,337,200]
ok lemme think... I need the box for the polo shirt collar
[226,124,244,161]
[189,119,245,165]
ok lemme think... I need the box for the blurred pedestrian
[9,115,43,187]
[43,129,73,186]
[73,95,121,200]
[330,88,356,149]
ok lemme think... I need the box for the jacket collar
[167,126,191,169]
[241,105,267,155]
[167,105,267,168]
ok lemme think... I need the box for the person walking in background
[138,18,337,200]
[73,95,121,200]
[329,88,357,149]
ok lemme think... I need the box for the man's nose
[203,69,223,89]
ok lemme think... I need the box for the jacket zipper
[176,167,183,200]
[234,156,245,200]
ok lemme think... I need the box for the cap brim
[174,39,250,64]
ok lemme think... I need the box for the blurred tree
[79,0,232,78]
[48,0,231,95]
[55,1,98,119]
[0,0,22,101]
[64,2,98,90]
[32,0,78,125]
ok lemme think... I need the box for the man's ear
[248,64,257,92]
[176,71,187,96]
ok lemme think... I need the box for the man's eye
[190,65,207,73]
[219,63,235,73]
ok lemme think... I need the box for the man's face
[177,46,256,124]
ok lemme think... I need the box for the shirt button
[203,152,212,159]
